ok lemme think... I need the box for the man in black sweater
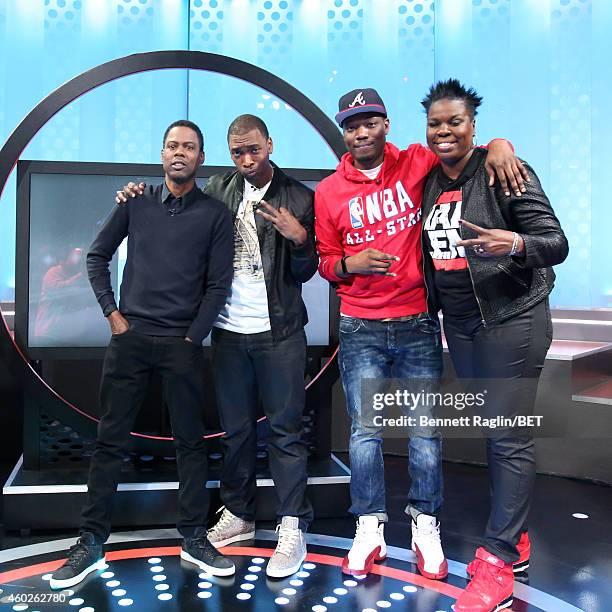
[117,114,317,579]
[50,120,235,590]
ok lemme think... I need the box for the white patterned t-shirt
[214,178,272,333]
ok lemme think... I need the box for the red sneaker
[454,547,513,612]
[467,531,530,577]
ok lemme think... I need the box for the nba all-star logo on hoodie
[315,141,438,319]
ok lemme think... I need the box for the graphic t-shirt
[423,149,484,319]
[424,189,467,271]
[215,179,271,333]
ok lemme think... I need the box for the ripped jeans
[339,314,444,521]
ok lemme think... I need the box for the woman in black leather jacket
[420,79,568,612]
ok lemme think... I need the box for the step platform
[2,454,351,532]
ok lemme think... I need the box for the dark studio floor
[0,455,610,611]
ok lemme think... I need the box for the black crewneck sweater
[87,183,233,344]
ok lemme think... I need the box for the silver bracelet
[509,232,520,256]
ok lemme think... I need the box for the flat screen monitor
[15,161,335,359]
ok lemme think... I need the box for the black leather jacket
[422,154,569,326]
[204,163,318,341]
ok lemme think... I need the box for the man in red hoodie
[314,88,526,579]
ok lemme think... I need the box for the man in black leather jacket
[203,115,316,579]
[205,154,317,343]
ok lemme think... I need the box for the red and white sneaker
[411,512,448,580]
[467,531,530,577]
[453,547,514,612]
[342,515,386,577]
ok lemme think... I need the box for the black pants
[211,327,313,531]
[443,299,552,563]
[80,330,209,542]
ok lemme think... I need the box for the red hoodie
[315,141,438,319]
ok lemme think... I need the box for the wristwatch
[340,256,350,275]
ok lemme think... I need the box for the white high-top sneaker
[342,515,387,577]
[411,512,448,579]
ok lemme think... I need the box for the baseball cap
[335,88,387,126]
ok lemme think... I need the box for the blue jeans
[339,314,444,521]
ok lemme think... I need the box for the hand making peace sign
[255,201,308,247]
[456,219,525,258]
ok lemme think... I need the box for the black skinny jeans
[211,327,313,531]
[443,299,552,563]
[81,330,210,542]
